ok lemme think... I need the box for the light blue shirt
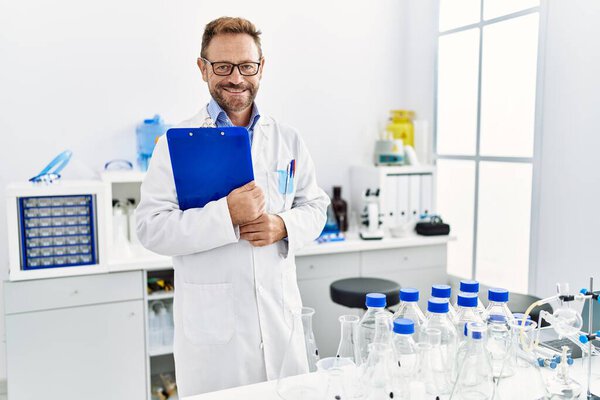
[207,98,261,142]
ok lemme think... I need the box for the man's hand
[239,214,288,247]
[227,181,265,226]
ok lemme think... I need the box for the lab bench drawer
[295,253,360,281]
[4,271,144,314]
[360,245,446,275]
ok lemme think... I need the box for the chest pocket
[267,160,296,214]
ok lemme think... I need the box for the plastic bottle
[112,200,132,258]
[126,198,140,246]
[158,302,174,347]
[454,279,486,316]
[331,186,348,232]
[421,298,458,391]
[392,288,426,334]
[386,110,415,147]
[391,318,418,380]
[454,293,484,343]
[431,284,457,322]
[136,115,169,171]
[357,293,391,365]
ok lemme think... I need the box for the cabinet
[4,271,146,400]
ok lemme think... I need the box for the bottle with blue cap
[431,284,458,322]
[485,288,514,378]
[451,322,494,399]
[392,288,426,332]
[454,293,484,342]
[357,293,392,365]
[454,280,486,316]
[391,318,418,381]
[484,287,514,324]
[136,114,170,171]
[421,297,458,390]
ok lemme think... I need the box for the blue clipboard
[166,127,254,210]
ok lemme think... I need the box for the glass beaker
[276,311,322,400]
[336,315,360,364]
[301,307,320,372]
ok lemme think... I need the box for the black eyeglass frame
[199,57,262,76]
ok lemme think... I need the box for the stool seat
[330,277,401,309]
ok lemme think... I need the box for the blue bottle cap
[393,318,415,335]
[460,280,480,293]
[431,284,452,299]
[400,288,419,302]
[365,293,387,308]
[457,293,478,308]
[427,298,449,314]
[471,331,483,340]
[488,288,509,303]
[513,313,532,321]
[463,323,468,337]
[488,314,507,323]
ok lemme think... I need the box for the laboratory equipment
[29,150,72,183]
[137,115,169,171]
[421,298,458,393]
[112,199,132,258]
[411,341,436,399]
[357,293,391,364]
[455,293,484,342]
[386,110,415,147]
[301,307,320,372]
[487,314,513,378]
[431,284,458,321]
[126,198,140,246]
[391,319,418,383]
[455,279,486,316]
[392,288,426,335]
[546,346,582,399]
[359,189,384,240]
[484,288,514,323]
[374,138,405,166]
[372,313,393,347]
[425,327,454,396]
[6,180,107,280]
[336,315,360,364]
[361,342,397,400]
[450,322,494,400]
[276,311,319,400]
[331,186,349,232]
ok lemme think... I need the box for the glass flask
[361,342,397,400]
[372,312,393,347]
[276,311,321,400]
[450,322,494,400]
[494,347,551,400]
[391,318,418,388]
[358,293,391,365]
[454,280,486,316]
[487,314,513,378]
[301,307,320,372]
[425,327,454,396]
[431,284,458,322]
[454,293,484,344]
[336,315,360,364]
[507,318,536,368]
[392,288,426,334]
[546,346,581,399]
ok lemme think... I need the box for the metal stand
[587,277,599,400]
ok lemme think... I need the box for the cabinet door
[296,253,361,358]
[6,300,146,400]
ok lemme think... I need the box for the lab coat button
[259,341,264,350]
[258,286,264,294]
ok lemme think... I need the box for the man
[135,17,329,396]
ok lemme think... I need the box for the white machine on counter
[359,188,384,240]
[6,180,108,280]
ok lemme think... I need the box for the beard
[210,81,258,114]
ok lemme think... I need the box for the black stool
[330,277,401,310]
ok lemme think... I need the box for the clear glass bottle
[431,284,457,322]
[484,288,514,378]
[392,288,426,333]
[484,287,514,323]
[357,293,391,365]
[336,315,360,364]
[451,322,494,399]
[421,298,458,394]
[455,293,484,343]
[454,279,486,316]
[391,318,418,382]
[301,307,320,372]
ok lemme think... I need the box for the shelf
[148,345,173,357]
[108,245,172,272]
[100,170,146,184]
[148,292,174,301]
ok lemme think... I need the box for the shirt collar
[207,98,261,131]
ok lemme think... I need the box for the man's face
[199,33,263,114]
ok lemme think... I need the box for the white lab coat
[136,106,330,397]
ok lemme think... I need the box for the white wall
[0,0,409,380]
[532,0,600,297]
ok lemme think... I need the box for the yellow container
[386,110,415,147]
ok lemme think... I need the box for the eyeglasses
[199,57,261,76]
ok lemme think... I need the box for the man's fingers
[239,224,263,234]
[242,180,256,191]
[241,232,263,242]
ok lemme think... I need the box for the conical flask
[410,341,437,399]
[361,342,397,400]
[276,311,323,400]
[450,322,494,400]
[302,307,320,372]
[425,327,453,396]
[336,315,360,364]
[546,346,581,399]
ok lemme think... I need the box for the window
[435,0,540,293]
